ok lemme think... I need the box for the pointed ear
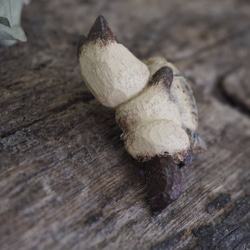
[77,15,118,58]
[77,15,117,57]
[151,66,173,91]
[87,15,117,44]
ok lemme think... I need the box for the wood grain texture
[0,0,250,249]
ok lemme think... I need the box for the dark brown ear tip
[93,15,109,31]
[87,15,117,43]
[96,15,106,21]
[152,66,174,90]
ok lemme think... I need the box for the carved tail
[142,156,182,215]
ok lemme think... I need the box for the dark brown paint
[151,66,173,91]
[87,15,117,44]
[142,156,182,214]
[77,15,117,58]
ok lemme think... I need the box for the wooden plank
[0,0,250,249]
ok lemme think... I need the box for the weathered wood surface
[0,0,250,249]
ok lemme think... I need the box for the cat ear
[151,66,173,91]
[87,15,117,44]
[77,15,117,56]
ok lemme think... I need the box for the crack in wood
[151,230,185,250]
[0,93,94,139]
[192,195,250,250]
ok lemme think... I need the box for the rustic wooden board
[0,0,250,249]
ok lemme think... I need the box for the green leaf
[0,0,30,46]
